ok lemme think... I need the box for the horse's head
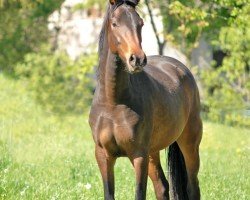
[108,0,147,73]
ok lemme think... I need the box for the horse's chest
[89,105,140,156]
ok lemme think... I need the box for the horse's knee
[155,184,169,200]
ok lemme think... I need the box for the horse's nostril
[129,54,146,68]
[141,56,147,67]
[129,54,137,68]
[129,54,136,62]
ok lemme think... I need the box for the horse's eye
[112,22,118,27]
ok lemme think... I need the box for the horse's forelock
[112,0,139,10]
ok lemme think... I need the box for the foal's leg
[95,145,116,200]
[177,116,202,200]
[148,152,169,200]
[130,153,149,200]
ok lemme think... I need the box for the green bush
[201,3,250,127]
[16,46,97,115]
[0,0,64,74]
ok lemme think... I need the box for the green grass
[0,74,249,200]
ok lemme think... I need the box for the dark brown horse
[89,0,202,199]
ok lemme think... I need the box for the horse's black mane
[98,5,110,57]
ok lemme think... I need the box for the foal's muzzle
[129,54,147,73]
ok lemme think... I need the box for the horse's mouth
[133,67,143,73]
[126,62,143,74]
[128,66,143,74]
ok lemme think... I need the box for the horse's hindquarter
[143,56,200,152]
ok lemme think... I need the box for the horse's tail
[168,142,189,200]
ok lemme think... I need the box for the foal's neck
[97,49,130,105]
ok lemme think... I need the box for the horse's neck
[97,49,129,105]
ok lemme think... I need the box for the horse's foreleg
[95,145,116,200]
[130,153,149,200]
[148,152,169,200]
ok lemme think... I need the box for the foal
[89,1,202,199]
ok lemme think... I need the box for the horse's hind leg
[177,115,202,200]
[95,145,116,200]
[148,152,169,200]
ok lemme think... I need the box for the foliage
[73,0,106,12]
[146,0,249,126]
[201,3,250,127]
[167,1,209,55]
[16,46,97,115]
[0,0,249,126]
[145,0,247,55]
[0,74,249,199]
[0,0,64,74]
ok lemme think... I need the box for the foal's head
[108,0,147,73]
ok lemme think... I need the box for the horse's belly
[149,126,183,153]
[149,108,187,153]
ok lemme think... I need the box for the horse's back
[142,56,199,108]
[145,56,197,92]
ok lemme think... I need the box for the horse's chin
[126,62,143,74]
[128,67,143,74]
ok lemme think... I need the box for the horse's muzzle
[129,54,147,73]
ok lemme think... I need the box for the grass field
[0,74,249,200]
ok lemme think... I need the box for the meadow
[0,74,249,200]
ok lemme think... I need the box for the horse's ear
[109,0,140,6]
[109,0,116,5]
[127,0,140,6]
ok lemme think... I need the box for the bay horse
[89,0,202,199]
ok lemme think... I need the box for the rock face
[48,0,211,68]
[48,0,103,59]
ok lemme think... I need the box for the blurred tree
[1,0,248,124]
[201,2,250,126]
[73,0,106,12]
[0,0,64,74]
[144,0,249,126]
[16,45,97,115]
[144,0,237,56]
